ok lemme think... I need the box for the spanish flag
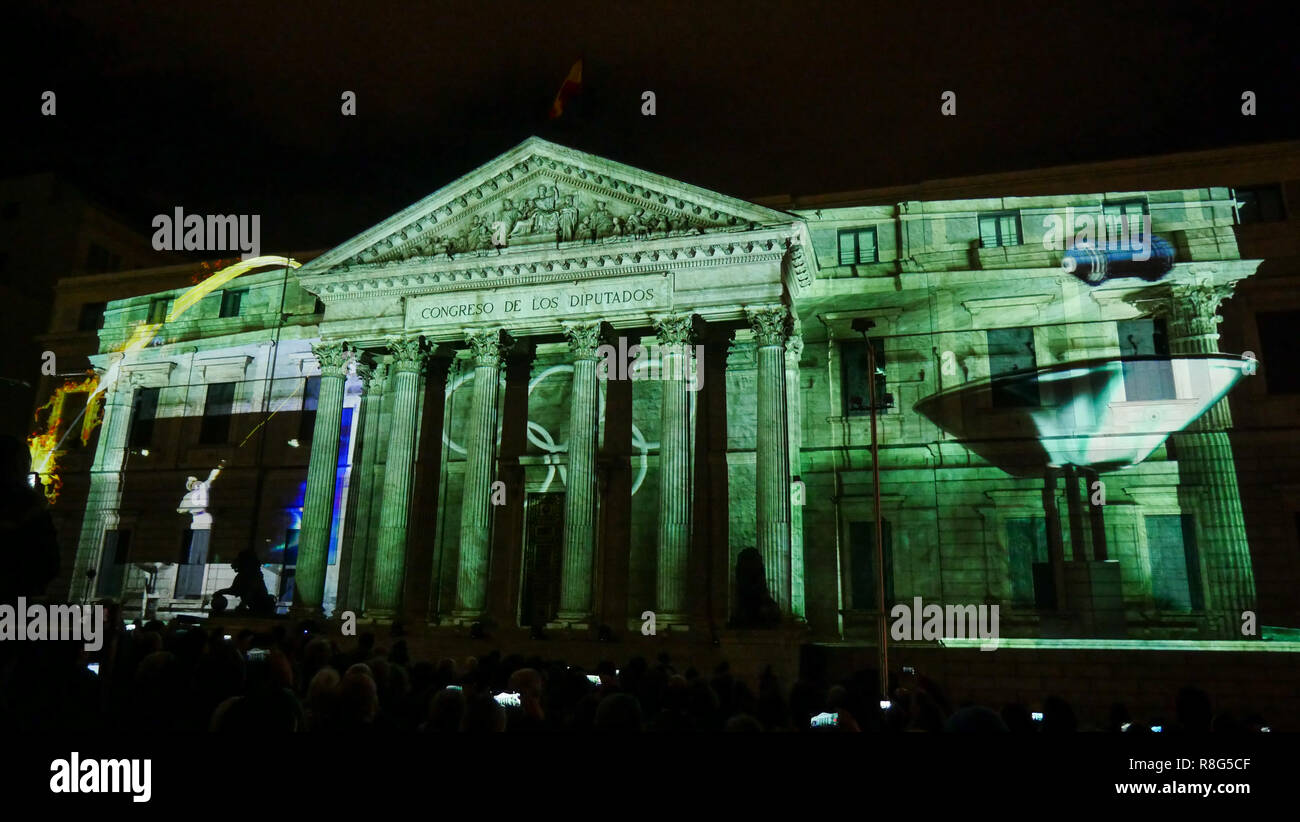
[548,59,583,120]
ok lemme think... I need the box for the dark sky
[5,0,1297,253]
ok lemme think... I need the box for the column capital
[385,336,427,373]
[312,341,353,377]
[356,360,387,392]
[463,327,511,367]
[563,320,606,361]
[746,305,792,347]
[1154,280,1237,342]
[652,313,695,347]
[785,334,805,362]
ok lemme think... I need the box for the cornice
[303,230,798,303]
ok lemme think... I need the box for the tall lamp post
[852,318,889,702]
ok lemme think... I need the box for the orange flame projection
[27,373,103,502]
[26,256,301,503]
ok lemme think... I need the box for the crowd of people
[0,607,1274,733]
[0,436,1277,733]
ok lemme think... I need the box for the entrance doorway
[519,492,564,627]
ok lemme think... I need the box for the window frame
[199,381,237,445]
[219,288,248,318]
[841,337,891,415]
[987,326,1041,408]
[127,386,160,449]
[978,210,1023,248]
[147,297,170,324]
[77,301,107,332]
[836,226,879,266]
[1234,184,1286,224]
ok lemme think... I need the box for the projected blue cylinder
[1063,235,1175,284]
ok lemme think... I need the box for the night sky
[5,0,1298,253]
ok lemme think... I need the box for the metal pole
[866,339,888,701]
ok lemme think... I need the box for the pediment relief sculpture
[350,175,759,266]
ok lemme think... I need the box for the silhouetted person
[731,548,781,628]
[210,548,276,616]
[1175,685,1213,733]
[944,706,1009,733]
[462,694,507,732]
[1001,702,1036,734]
[1042,696,1077,733]
[595,692,643,732]
[0,435,60,603]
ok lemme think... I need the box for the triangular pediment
[302,137,796,272]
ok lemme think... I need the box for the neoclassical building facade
[58,137,1269,641]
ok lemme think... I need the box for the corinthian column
[557,320,603,624]
[1160,280,1257,636]
[338,361,385,613]
[455,328,509,618]
[786,333,806,621]
[747,306,793,616]
[296,341,352,615]
[367,337,426,618]
[653,313,695,622]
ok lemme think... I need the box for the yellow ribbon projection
[29,256,301,502]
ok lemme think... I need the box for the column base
[446,610,489,626]
[362,608,400,623]
[289,605,324,622]
[548,612,592,632]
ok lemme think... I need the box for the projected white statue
[174,460,225,599]
[178,460,225,529]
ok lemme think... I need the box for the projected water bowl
[915,354,1252,476]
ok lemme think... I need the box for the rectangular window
[1145,514,1203,611]
[77,301,107,332]
[1235,185,1285,224]
[86,243,114,273]
[837,227,878,266]
[1117,318,1176,401]
[849,519,894,610]
[1006,518,1050,607]
[128,386,160,449]
[200,382,236,445]
[987,327,1040,407]
[1103,198,1149,238]
[300,376,321,441]
[841,338,890,414]
[96,529,130,598]
[978,211,1022,248]
[147,298,169,324]
[1255,311,1300,394]
[219,289,247,318]
[278,528,298,602]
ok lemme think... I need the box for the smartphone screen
[494,692,520,708]
[86,663,100,675]
[1031,711,1044,722]
[810,712,838,728]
